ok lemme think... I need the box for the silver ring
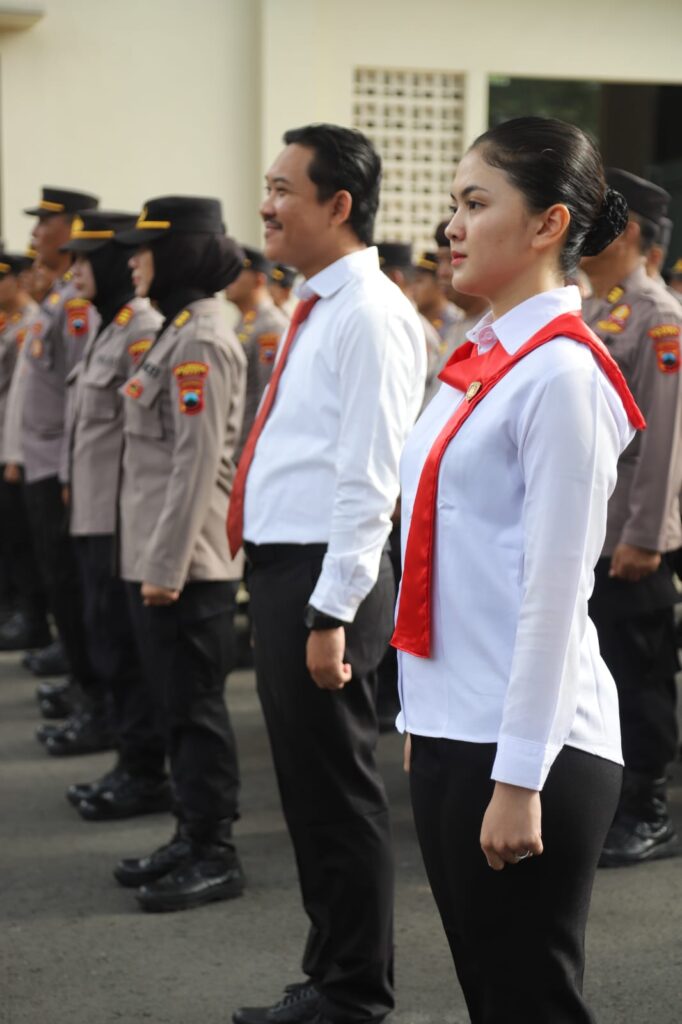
[515,850,532,862]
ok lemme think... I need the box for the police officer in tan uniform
[0,254,51,651]
[21,188,117,753]
[582,169,682,867]
[110,197,247,912]
[411,250,462,357]
[225,245,288,454]
[267,262,298,318]
[57,210,169,820]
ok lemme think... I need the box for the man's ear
[329,190,353,229]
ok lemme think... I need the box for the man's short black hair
[283,123,381,246]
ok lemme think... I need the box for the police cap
[605,169,670,225]
[115,196,225,245]
[24,186,99,217]
[60,210,138,253]
[377,241,413,269]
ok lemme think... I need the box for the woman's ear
[532,203,571,254]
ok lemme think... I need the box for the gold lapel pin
[466,381,482,401]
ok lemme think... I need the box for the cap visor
[60,238,109,253]
[114,227,168,245]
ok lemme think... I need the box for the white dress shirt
[397,287,635,790]
[243,246,426,621]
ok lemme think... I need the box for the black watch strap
[303,603,346,630]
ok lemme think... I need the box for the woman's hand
[480,781,543,871]
[403,733,411,773]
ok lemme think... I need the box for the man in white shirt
[230,124,425,1024]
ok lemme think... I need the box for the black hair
[283,123,381,245]
[149,231,243,323]
[471,117,628,273]
[87,243,136,329]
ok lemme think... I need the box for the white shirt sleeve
[309,302,423,620]
[491,361,625,790]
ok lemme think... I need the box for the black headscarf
[88,243,136,332]
[148,232,243,329]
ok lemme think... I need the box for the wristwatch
[303,603,346,631]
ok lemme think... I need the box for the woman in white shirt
[393,117,643,1023]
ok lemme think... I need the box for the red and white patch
[125,378,144,399]
[257,332,279,365]
[66,298,90,337]
[649,325,681,374]
[173,360,209,416]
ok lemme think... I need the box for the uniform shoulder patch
[172,360,209,415]
[115,305,134,327]
[174,309,192,328]
[128,338,154,367]
[257,332,279,365]
[124,378,144,399]
[649,324,681,374]
[65,298,90,337]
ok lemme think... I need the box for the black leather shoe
[114,829,193,888]
[599,772,680,867]
[136,850,244,912]
[233,982,321,1024]
[25,639,69,677]
[78,774,172,821]
[44,713,115,756]
[66,766,125,807]
[36,678,71,702]
[0,612,52,651]
[36,714,82,745]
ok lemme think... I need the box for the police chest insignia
[173,361,209,415]
[597,302,631,334]
[258,332,279,365]
[48,291,61,307]
[125,378,144,399]
[465,381,482,401]
[128,338,153,366]
[607,285,624,304]
[115,305,134,327]
[649,325,681,374]
[174,309,192,328]
[66,298,90,337]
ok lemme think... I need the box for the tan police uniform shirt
[420,313,444,410]
[0,300,38,462]
[429,300,463,357]
[583,263,682,555]
[234,296,288,455]
[66,298,162,536]
[119,297,246,589]
[20,273,99,483]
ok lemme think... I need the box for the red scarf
[391,311,645,659]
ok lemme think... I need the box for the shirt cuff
[491,735,561,791]
[140,558,186,593]
[619,524,664,553]
[308,572,363,621]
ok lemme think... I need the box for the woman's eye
[448,205,457,215]
[468,200,482,210]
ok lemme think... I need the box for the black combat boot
[136,818,244,912]
[599,769,679,867]
[114,822,193,888]
[24,638,69,677]
[78,771,172,821]
[0,611,52,651]
[66,764,126,807]
[43,709,115,756]
[233,982,321,1024]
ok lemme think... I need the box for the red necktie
[227,295,319,557]
[391,311,645,659]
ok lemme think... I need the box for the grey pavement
[1,652,681,1024]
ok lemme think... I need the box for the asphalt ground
[1,652,681,1024]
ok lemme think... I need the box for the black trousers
[24,475,98,692]
[589,558,679,777]
[0,471,49,626]
[410,738,622,1024]
[73,536,164,776]
[247,543,395,1024]
[126,580,240,829]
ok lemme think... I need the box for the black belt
[244,542,327,567]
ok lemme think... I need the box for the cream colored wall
[0,0,263,250]
[261,0,682,166]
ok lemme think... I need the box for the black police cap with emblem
[657,216,673,252]
[269,263,297,287]
[115,196,226,245]
[0,252,34,276]
[605,169,670,225]
[24,186,99,218]
[240,246,272,275]
[60,210,138,254]
[377,241,413,269]
[414,251,439,274]
[435,221,449,248]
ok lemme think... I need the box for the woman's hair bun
[580,187,629,257]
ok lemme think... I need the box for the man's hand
[403,733,412,773]
[480,781,543,871]
[61,485,70,507]
[306,627,352,691]
[609,543,661,582]
[141,582,180,607]
[3,463,21,484]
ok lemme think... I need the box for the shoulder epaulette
[115,305,134,327]
[174,309,192,328]
[607,285,624,304]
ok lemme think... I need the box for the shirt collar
[467,286,582,354]
[297,247,378,300]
